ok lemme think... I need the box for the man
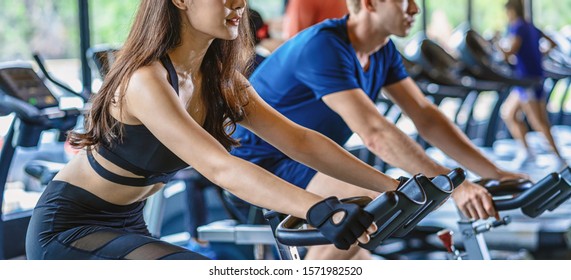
[232,0,526,259]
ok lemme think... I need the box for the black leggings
[26,181,209,260]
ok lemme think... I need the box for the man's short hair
[346,0,362,14]
[505,0,525,18]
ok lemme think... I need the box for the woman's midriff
[53,150,164,205]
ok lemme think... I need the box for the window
[393,0,469,52]
[249,0,287,40]
[533,0,571,32]
[426,0,469,49]
[473,0,509,39]
[249,0,285,20]
[89,0,139,47]
[88,0,139,91]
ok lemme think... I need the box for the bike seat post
[456,209,492,260]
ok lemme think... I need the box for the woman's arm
[122,65,323,218]
[238,79,399,193]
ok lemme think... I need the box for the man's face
[373,0,420,37]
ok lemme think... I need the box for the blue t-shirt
[231,16,408,163]
[508,19,543,78]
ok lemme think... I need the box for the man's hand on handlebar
[496,170,531,182]
[451,181,499,221]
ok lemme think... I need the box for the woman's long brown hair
[69,0,254,151]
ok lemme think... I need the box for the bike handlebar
[274,168,466,249]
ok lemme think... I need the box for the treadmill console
[0,67,57,109]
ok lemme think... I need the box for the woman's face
[175,0,247,40]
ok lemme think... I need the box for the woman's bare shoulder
[127,61,170,92]
[122,61,180,115]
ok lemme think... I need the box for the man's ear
[363,0,378,12]
[171,0,188,10]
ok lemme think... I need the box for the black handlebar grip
[275,193,408,248]
[274,168,467,249]
[447,168,467,187]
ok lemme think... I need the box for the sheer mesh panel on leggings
[70,230,123,252]
[124,240,189,260]
[68,229,187,259]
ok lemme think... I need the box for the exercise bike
[266,169,465,260]
[437,166,571,260]
[0,59,85,259]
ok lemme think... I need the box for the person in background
[248,8,273,70]
[282,0,348,39]
[499,0,565,167]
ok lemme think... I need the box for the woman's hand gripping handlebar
[306,197,376,250]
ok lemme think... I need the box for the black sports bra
[87,55,189,186]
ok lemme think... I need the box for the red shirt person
[283,0,348,39]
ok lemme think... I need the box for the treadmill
[450,24,543,147]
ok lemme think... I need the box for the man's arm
[321,81,519,220]
[239,81,399,193]
[383,78,511,179]
[321,87,449,177]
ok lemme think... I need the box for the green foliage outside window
[0,0,569,62]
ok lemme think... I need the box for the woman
[26,0,399,260]
[499,0,564,167]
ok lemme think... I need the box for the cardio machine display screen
[0,67,57,109]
